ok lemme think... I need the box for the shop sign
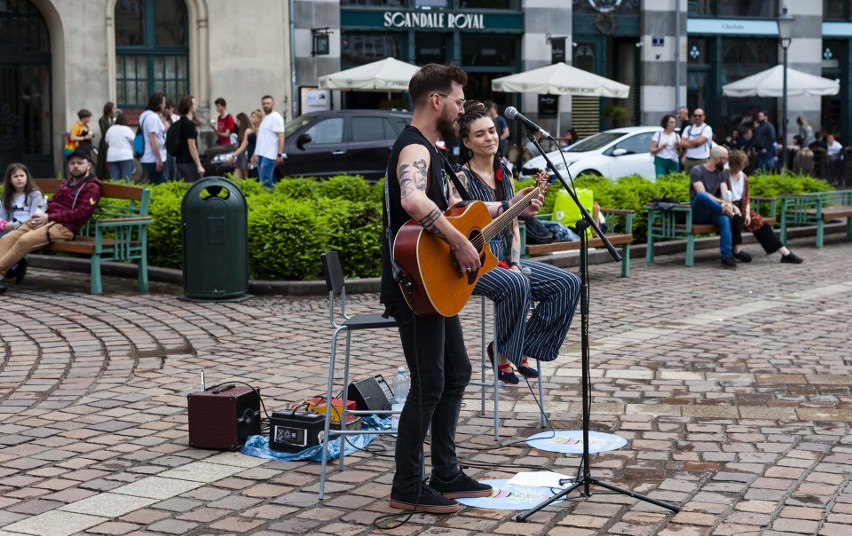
[383,11,485,30]
[687,18,777,36]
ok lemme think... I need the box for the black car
[201,109,412,181]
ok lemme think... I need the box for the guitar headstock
[534,170,551,195]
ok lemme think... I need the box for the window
[351,117,393,142]
[115,0,188,108]
[824,0,852,20]
[306,118,344,145]
[342,33,402,68]
[690,0,778,17]
[461,34,516,67]
[460,0,518,8]
[613,132,654,155]
[341,0,405,6]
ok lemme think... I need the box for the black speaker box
[348,375,393,412]
[187,384,261,450]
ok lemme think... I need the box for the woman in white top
[104,112,136,180]
[650,114,681,177]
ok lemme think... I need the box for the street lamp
[777,7,795,172]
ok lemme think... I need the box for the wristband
[509,261,519,267]
[501,200,510,214]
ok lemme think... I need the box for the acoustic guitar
[393,176,548,317]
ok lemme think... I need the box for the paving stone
[2,510,106,536]
[0,247,850,535]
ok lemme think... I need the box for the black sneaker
[14,258,27,284]
[389,482,460,514]
[429,471,493,499]
[721,256,737,269]
[734,251,752,263]
[781,252,803,264]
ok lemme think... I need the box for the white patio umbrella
[318,57,420,92]
[491,62,630,134]
[722,65,840,97]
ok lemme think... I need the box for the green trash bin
[180,177,251,302]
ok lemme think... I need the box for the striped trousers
[473,260,581,367]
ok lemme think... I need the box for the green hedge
[13,172,830,280]
[517,172,832,243]
[139,175,383,280]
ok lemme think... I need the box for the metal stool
[469,296,546,441]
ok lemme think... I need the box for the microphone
[505,106,550,138]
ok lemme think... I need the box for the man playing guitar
[380,63,542,514]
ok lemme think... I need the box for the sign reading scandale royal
[383,11,485,30]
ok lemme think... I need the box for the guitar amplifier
[187,384,261,450]
[348,375,393,412]
[269,409,362,453]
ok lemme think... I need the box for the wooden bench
[34,179,153,294]
[520,208,635,277]
[645,197,777,267]
[779,190,852,248]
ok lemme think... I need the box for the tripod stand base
[515,476,680,522]
[526,430,627,454]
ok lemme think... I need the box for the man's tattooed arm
[399,159,429,200]
[418,207,447,242]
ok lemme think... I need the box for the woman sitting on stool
[453,102,581,384]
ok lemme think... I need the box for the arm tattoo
[418,207,447,241]
[399,159,429,200]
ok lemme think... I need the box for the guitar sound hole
[468,229,484,254]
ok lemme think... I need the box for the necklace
[466,162,496,191]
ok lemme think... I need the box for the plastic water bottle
[33,199,46,217]
[723,191,732,203]
[391,367,409,431]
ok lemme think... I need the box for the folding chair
[318,251,399,499]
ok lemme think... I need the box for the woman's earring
[466,148,473,159]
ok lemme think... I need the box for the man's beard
[69,167,88,180]
[437,112,458,140]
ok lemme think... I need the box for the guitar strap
[439,152,470,201]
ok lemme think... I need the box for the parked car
[201,109,413,181]
[519,126,662,182]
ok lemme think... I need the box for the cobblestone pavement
[0,236,850,536]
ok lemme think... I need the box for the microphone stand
[515,129,680,522]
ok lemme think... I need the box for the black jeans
[385,301,472,493]
[732,201,783,254]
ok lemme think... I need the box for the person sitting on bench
[0,150,101,294]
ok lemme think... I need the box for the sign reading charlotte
[383,11,485,29]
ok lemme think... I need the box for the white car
[519,126,662,182]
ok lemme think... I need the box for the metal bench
[34,179,153,294]
[520,208,635,277]
[645,197,777,267]
[779,190,852,248]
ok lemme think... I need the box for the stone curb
[26,222,847,296]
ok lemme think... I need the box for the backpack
[165,119,182,157]
[522,216,554,244]
[133,111,147,158]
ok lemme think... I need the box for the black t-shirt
[690,164,725,202]
[176,116,198,164]
[380,125,450,305]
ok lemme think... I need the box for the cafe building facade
[3,0,850,176]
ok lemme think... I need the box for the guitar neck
[481,187,541,243]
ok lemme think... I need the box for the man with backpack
[138,93,167,184]
[680,108,713,175]
[167,96,205,182]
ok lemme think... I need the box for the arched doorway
[0,0,53,177]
